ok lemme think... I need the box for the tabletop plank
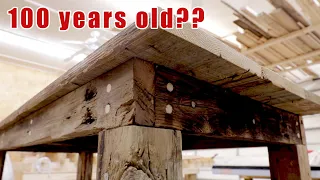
[1,22,320,131]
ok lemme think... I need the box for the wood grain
[0,60,136,150]
[96,126,182,180]
[2,22,320,138]
[77,152,93,180]
[154,65,302,144]
[268,145,311,180]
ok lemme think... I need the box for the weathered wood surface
[0,151,5,180]
[0,59,305,151]
[268,118,310,180]
[2,23,320,136]
[154,65,302,144]
[77,152,93,180]
[96,126,182,180]
[13,136,98,152]
[0,61,136,150]
[268,145,311,180]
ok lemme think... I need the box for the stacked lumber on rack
[223,0,320,82]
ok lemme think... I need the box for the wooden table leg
[96,126,182,180]
[0,151,6,180]
[268,144,311,180]
[77,152,93,180]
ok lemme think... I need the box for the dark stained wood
[154,65,302,144]
[182,134,267,150]
[268,145,311,180]
[0,151,5,180]
[77,152,93,180]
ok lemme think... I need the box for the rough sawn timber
[96,126,182,180]
[1,23,320,136]
[0,59,304,151]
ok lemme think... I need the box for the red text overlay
[7,7,205,30]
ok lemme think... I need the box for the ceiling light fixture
[285,66,292,70]
[245,6,259,16]
[238,27,245,34]
[313,0,320,6]
[307,59,313,64]
[0,30,75,59]
[71,53,88,63]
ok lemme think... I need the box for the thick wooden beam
[0,59,304,152]
[96,126,182,180]
[268,116,310,180]
[0,60,137,150]
[154,65,302,144]
[0,151,5,180]
[268,145,311,180]
[77,152,93,180]
[13,135,98,153]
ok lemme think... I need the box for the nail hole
[191,101,196,108]
[105,104,111,114]
[166,104,173,114]
[27,130,31,136]
[167,83,174,92]
[106,84,112,93]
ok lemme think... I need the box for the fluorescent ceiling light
[285,66,292,70]
[238,27,244,34]
[308,64,320,76]
[276,65,283,70]
[0,30,75,59]
[290,69,311,82]
[245,6,259,16]
[72,53,88,63]
[223,35,242,49]
[313,0,320,6]
[307,59,313,64]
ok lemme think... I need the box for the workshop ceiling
[0,0,319,94]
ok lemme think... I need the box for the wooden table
[1,23,320,180]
